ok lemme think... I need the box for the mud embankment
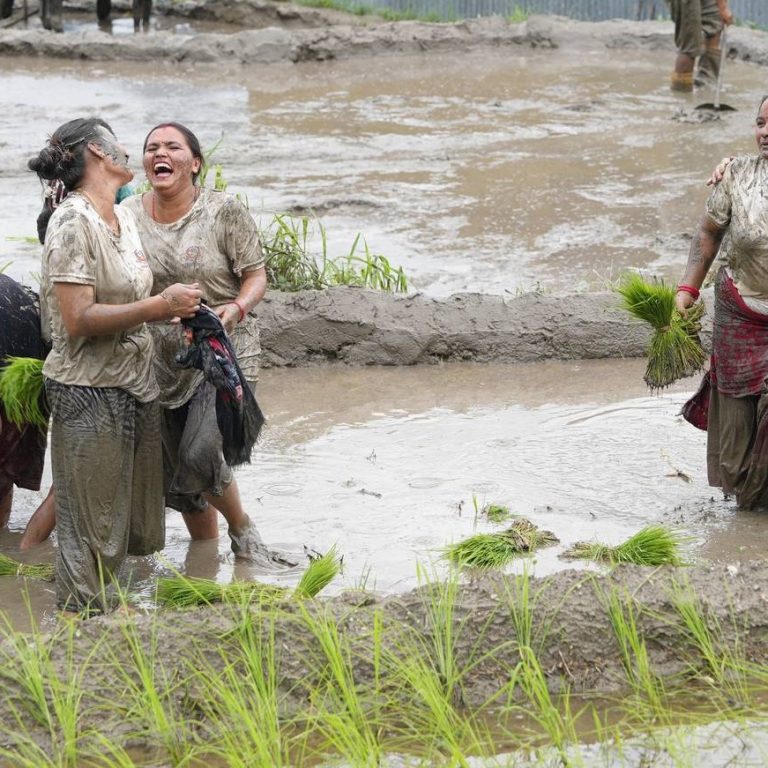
[2,560,766,750]
[255,286,715,368]
[2,6,768,67]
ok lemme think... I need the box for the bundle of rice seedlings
[293,545,342,599]
[155,576,286,608]
[0,553,54,581]
[444,519,559,570]
[617,273,706,391]
[482,503,512,523]
[562,525,690,567]
[0,357,47,429]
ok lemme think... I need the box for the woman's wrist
[231,299,246,323]
[677,283,700,300]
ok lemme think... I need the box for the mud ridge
[256,286,715,368]
[0,559,764,750]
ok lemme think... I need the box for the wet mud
[2,6,768,743]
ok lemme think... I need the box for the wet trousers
[46,381,164,613]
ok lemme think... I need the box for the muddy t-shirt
[40,194,159,402]
[121,188,264,409]
[707,155,768,300]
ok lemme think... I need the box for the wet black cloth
[0,274,49,491]
[176,305,264,467]
[0,274,48,363]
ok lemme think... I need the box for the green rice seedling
[510,645,579,762]
[603,587,666,719]
[293,545,341,599]
[483,503,512,524]
[155,575,286,608]
[617,273,706,391]
[0,356,47,429]
[0,593,101,765]
[444,519,558,570]
[563,525,691,567]
[669,580,751,706]
[106,613,194,765]
[295,603,384,766]
[193,607,291,767]
[0,553,54,581]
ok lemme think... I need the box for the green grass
[261,212,408,294]
[563,525,691,567]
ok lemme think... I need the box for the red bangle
[231,300,246,323]
[677,284,700,300]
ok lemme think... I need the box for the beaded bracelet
[676,284,700,301]
[231,300,246,323]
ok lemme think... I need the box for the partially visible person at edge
[29,117,201,615]
[676,95,768,510]
[666,0,732,92]
[121,121,271,561]
[0,273,55,547]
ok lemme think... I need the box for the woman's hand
[159,282,202,319]
[706,156,733,187]
[213,303,240,335]
[675,289,697,315]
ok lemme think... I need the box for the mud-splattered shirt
[40,193,159,402]
[121,188,264,409]
[707,155,768,300]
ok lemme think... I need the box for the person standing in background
[666,0,732,92]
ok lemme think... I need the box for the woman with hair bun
[29,117,202,616]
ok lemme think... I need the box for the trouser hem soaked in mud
[46,381,164,614]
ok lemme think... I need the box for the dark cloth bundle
[175,304,265,467]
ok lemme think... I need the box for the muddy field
[3,5,768,752]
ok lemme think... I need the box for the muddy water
[0,39,764,631]
[1,45,766,294]
[1,357,742,632]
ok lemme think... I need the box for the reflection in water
[1,358,750,632]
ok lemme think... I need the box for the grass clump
[155,576,286,608]
[483,503,512,523]
[294,545,342,598]
[444,519,558,570]
[563,525,691,567]
[0,356,47,429]
[156,547,341,608]
[262,213,408,294]
[0,553,54,581]
[617,273,706,391]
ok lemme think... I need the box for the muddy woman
[29,117,201,616]
[121,121,280,564]
[677,95,768,510]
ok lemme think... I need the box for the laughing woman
[121,122,271,561]
[29,118,201,615]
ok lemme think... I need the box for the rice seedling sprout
[0,553,54,581]
[0,356,47,429]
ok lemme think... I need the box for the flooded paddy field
[2,34,768,295]
[0,357,737,632]
[3,13,768,765]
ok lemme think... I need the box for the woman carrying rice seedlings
[0,273,55,542]
[676,95,768,509]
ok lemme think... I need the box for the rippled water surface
[1,42,767,294]
[0,35,764,632]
